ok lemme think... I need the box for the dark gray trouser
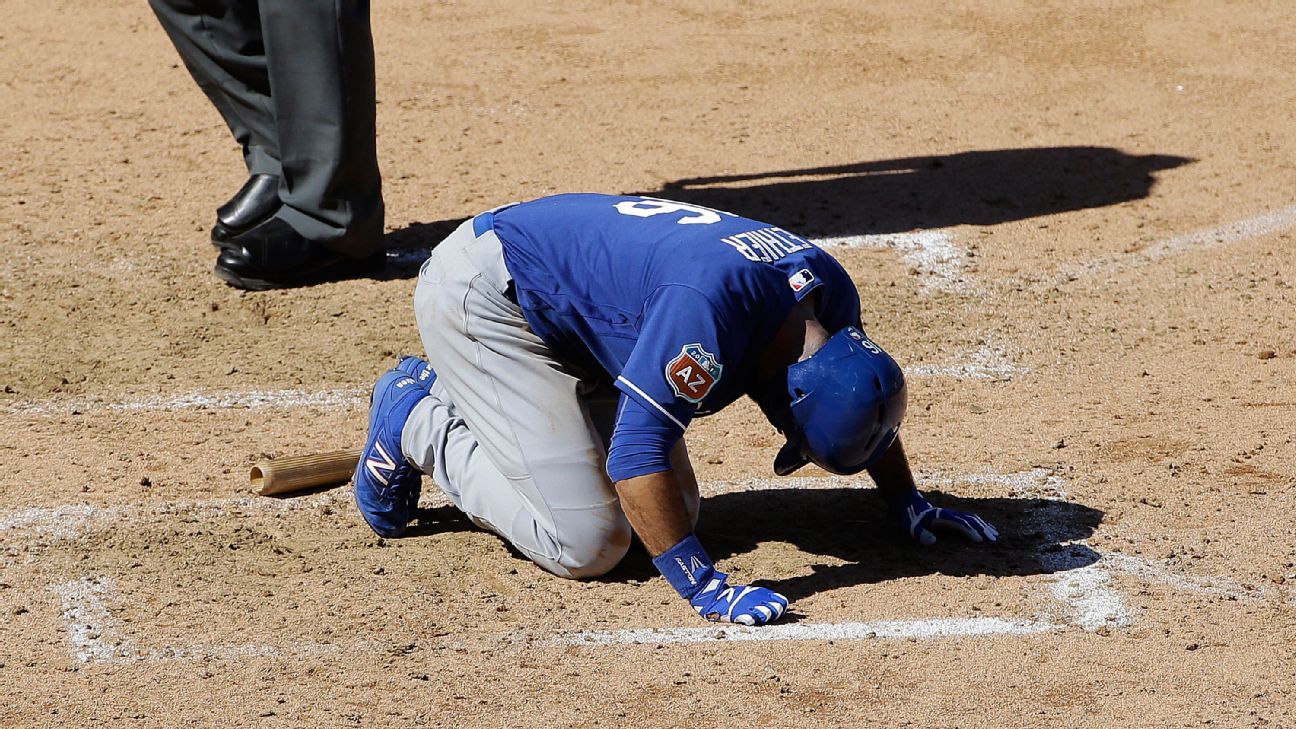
[401,219,701,578]
[149,0,384,255]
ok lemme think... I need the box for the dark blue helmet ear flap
[770,327,907,476]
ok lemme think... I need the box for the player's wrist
[653,535,789,625]
[881,484,928,513]
[651,533,718,600]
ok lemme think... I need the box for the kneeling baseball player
[353,193,998,626]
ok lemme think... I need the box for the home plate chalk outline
[815,231,969,294]
[544,469,1130,648]
[17,469,1275,663]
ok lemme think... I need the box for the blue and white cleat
[393,355,437,390]
[353,369,430,537]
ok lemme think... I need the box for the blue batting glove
[688,572,788,625]
[891,488,999,546]
[652,534,789,626]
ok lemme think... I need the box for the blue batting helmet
[769,327,907,476]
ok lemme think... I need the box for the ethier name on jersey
[720,226,815,263]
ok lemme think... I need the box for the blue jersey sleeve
[786,248,861,333]
[613,284,750,432]
[605,394,681,482]
[813,269,862,332]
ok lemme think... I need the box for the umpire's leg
[149,0,281,177]
[258,0,384,256]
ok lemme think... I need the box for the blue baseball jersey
[485,193,861,480]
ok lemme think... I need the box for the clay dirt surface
[2,1,1295,727]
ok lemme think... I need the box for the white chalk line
[50,576,135,664]
[816,232,968,294]
[1046,562,1132,631]
[1005,474,1279,626]
[149,643,344,661]
[1068,203,1296,279]
[1003,475,1131,630]
[542,617,1058,647]
[2,387,366,415]
[2,504,100,540]
[907,344,1025,380]
[1,490,349,542]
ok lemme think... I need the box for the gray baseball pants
[401,218,700,578]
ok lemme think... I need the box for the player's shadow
[608,487,1105,603]
[367,145,1190,282]
[645,146,1190,237]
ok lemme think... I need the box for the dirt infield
[2,0,1295,726]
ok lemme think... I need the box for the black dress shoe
[211,173,280,248]
[214,218,383,290]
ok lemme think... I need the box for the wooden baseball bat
[251,449,361,496]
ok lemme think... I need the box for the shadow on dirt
[606,487,1105,602]
[647,146,1191,238]
[393,485,1105,603]
[404,504,477,537]
[371,145,1190,281]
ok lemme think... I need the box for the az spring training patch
[666,343,723,403]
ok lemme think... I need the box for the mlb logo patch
[789,268,815,292]
[666,343,723,403]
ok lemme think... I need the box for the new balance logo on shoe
[365,441,398,486]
